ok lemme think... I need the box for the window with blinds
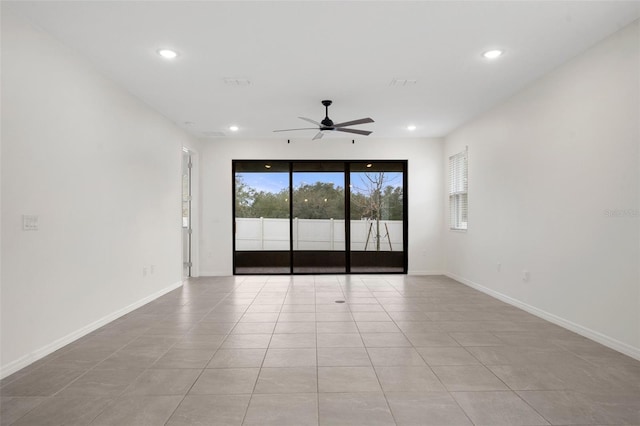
[449,149,468,230]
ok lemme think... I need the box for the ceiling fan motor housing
[321,120,334,129]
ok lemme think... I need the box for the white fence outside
[236,218,403,251]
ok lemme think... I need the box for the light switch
[22,215,39,231]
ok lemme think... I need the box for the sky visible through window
[238,172,402,194]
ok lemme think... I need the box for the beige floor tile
[518,390,640,425]
[351,312,393,322]
[355,321,402,333]
[89,395,182,426]
[172,334,226,349]
[230,322,276,334]
[361,332,412,347]
[57,368,143,397]
[152,348,216,368]
[278,312,317,322]
[0,368,84,397]
[10,396,112,426]
[367,347,426,366]
[319,392,395,426]
[263,348,317,367]
[416,346,480,366]
[240,313,280,323]
[487,364,571,390]
[375,366,446,392]
[166,394,250,426]
[386,391,472,425]
[317,347,372,367]
[254,367,317,394]
[269,333,316,348]
[316,322,359,333]
[317,333,364,348]
[207,348,266,368]
[220,334,272,349]
[246,304,281,313]
[189,368,259,394]
[123,368,201,395]
[275,322,317,333]
[318,367,381,393]
[432,365,509,391]
[452,391,549,425]
[243,393,318,426]
[405,332,460,347]
[0,397,47,426]
[348,304,384,312]
[316,313,354,322]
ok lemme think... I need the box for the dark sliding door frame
[232,159,408,275]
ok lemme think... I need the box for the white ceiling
[5,1,640,140]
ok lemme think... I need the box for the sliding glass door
[234,162,290,274]
[233,160,407,274]
[292,162,346,273]
[350,162,406,273]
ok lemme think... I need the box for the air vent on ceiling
[390,78,417,86]
[203,131,226,137]
[224,78,251,86]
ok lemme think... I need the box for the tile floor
[1,275,639,425]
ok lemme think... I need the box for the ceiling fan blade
[335,128,372,136]
[312,131,324,140]
[273,127,318,132]
[333,118,374,127]
[298,117,321,126]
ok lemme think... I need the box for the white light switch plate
[22,215,39,231]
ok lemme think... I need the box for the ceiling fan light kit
[274,100,374,140]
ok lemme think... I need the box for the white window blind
[449,148,468,230]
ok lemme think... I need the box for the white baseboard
[0,280,184,379]
[445,272,640,362]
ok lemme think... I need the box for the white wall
[444,21,640,358]
[1,12,198,377]
[198,137,444,275]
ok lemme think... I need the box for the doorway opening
[182,149,192,278]
[233,160,407,274]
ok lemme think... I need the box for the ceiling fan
[274,100,374,140]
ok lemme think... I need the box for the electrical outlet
[150,265,155,275]
[522,270,530,282]
[497,263,502,272]
[143,267,148,277]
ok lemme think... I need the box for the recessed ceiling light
[366,163,373,168]
[264,164,271,169]
[157,49,178,59]
[229,125,239,132]
[482,49,504,59]
[407,125,416,131]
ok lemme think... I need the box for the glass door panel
[350,162,405,273]
[234,162,290,274]
[292,162,346,273]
